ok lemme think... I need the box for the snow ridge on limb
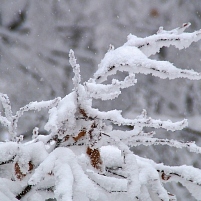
[85,107,187,131]
[125,22,201,57]
[155,163,201,200]
[93,45,201,83]
[0,97,61,141]
[69,50,81,96]
[94,23,201,83]
[127,137,201,154]
[29,148,98,201]
[0,93,12,121]
[0,93,15,139]
[86,73,136,100]
[15,97,61,122]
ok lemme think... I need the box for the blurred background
[1,0,201,200]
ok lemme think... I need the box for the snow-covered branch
[155,163,201,200]
[94,45,201,83]
[94,23,201,83]
[0,97,61,141]
[125,22,201,57]
[84,107,188,131]
[86,73,136,100]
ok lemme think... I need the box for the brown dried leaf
[73,130,86,142]
[86,147,102,171]
[15,161,34,180]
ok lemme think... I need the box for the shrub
[1,23,201,201]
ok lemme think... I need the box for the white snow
[1,23,201,201]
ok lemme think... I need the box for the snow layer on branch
[86,73,136,100]
[69,50,81,90]
[129,137,201,154]
[54,163,74,201]
[0,97,61,140]
[94,46,201,83]
[16,98,61,118]
[155,164,201,200]
[100,146,123,168]
[0,116,10,130]
[0,93,12,121]
[0,142,18,164]
[44,92,77,136]
[125,23,201,57]
[99,144,201,200]
[29,148,98,201]
[85,106,187,131]
[123,153,141,198]
[87,170,128,192]
[17,142,48,174]
[137,159,169,201]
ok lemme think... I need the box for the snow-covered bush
[1,23,201,201]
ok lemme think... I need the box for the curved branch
[125,22,201,57]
